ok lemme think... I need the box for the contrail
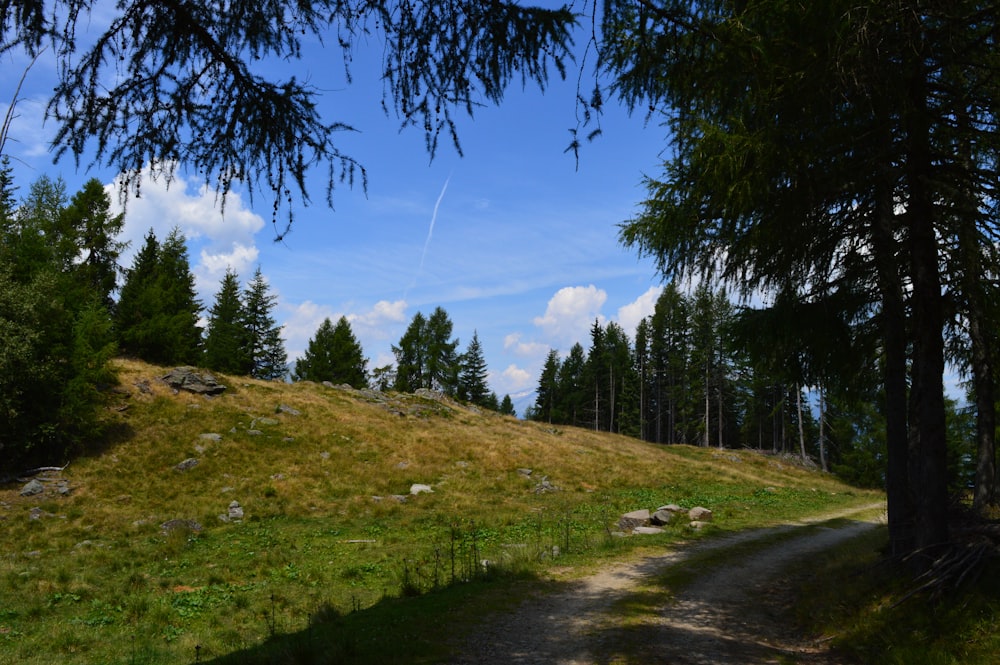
[405,173,451,298]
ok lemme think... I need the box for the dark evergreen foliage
[294,316,368,388]
[458,331,492,406]
[116,227,202,365]
[243,267,287,380]
[203,269,251,375]
[0,173,120,467]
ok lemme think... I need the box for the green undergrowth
[0,359,882,665]
[791,528,1000,665]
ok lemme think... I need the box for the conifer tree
[294,316,368,388]
[243,266,287,380]
[61,178,127,310]
[458,331,490,406]
[532,349,561,423]
[393,312,427,393]
[116,227,202,365]
[203,269,250,374]
[499,394,516,417]
[0,174,118,466]
[425,307,460,394]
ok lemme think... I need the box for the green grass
[0,359,884,664]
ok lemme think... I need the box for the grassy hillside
[0,359,881,664]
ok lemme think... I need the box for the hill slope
[0,360,881,664]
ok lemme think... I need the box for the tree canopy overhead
[0,0,576,231]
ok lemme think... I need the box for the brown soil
[450,504,884,665]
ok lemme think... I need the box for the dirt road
[450,505,884,664]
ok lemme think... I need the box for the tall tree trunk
[905,50,949,557]
[871,91,915,559]
[796,384,807,464]
[818,386,828,472]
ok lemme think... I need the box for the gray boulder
[650,509,675,526]
[410,483,433,495]
[174,458,199,472]
[228,500,244,521]
[618,509,650,531]
[688,506,713,522]
[20,479,45,496]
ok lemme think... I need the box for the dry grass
[0,359,881,664]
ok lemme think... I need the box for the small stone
[277,404,301,416]
[257,417,279,426]
[200,433,222,442]
[651,509,674,526]
[320,452,330,460]
[634,526,665,535]
[29,507,45,520]
[246,430,263,436]
[20,480,44,496]
[618,509,650,531]
[160,519,203,534]
[174,458,199,472]
[517,468,533,477]
[688,506,713,522]
[410,484,433,495]
[228,501,244,521]
[390,495,409,503]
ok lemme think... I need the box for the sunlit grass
[0,358,882,664]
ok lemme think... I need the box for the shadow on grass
[200,517,883,665]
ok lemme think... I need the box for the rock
[160,519,203,534]
[634,526,665,535]
[517,468,533,477]
[200,433,222,442]
[618,509,650,531]
[174,458,199,472]
[227,500,244,521]
[533,476,559,493]
[650,509,675,526]
[658,504,683,513]
[20,479,45,496]
[689,521,710,530]
[410,483,433,495]
[29,507,45,520]
[256,417,279,427]
[160,367,226,395]
[277,404,301,416]
[688,506,713,522]
[390,495,409,503]
[246,430,263,436]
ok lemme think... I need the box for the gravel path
[450,504,884,665]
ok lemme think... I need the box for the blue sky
[0,16,668,412]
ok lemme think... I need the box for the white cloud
[616,286,662,339]
[503,332,550,358]
[533,285,607,347]
[281,298,409,365]
[494,364,533,395]
[107,165,265,295]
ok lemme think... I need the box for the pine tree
[499,394,516,417]
[532,349,561,423]
[203,269,250,374]
[243,266,287,380]
[424,307,459,394]
[393,312,427,393]
[116,227,202,365]
[458,331,490,406]
[61,178,127,310]
[294,316,368,388]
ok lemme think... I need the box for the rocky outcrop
[160,367,227,395]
